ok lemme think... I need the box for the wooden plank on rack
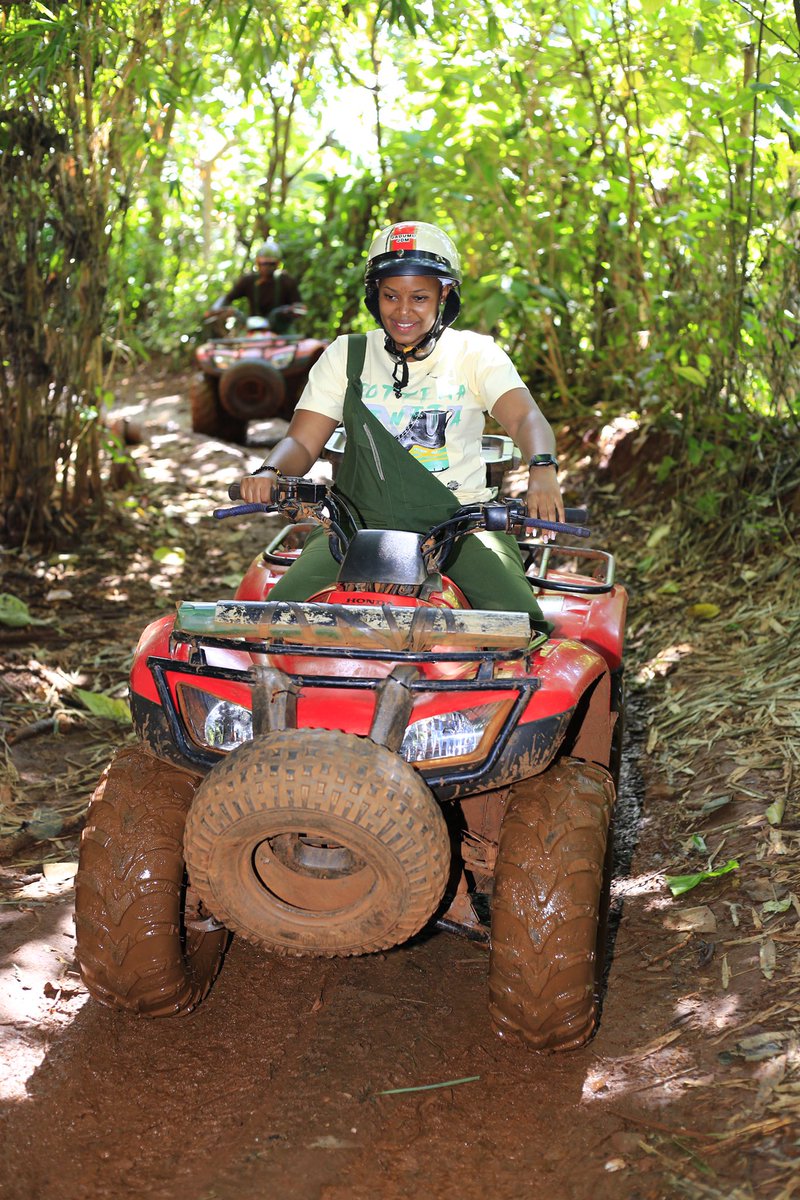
[176,600,532,652]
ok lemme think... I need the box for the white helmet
[364,221,462,396]
[255,239,281,262]
[364,221,461,328]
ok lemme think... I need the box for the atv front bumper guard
[134,599,575,799]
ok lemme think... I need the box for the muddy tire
[189,373,247,443]
[488,757,615,1051]
[219,361,286,421]
[183,731,450,957]
[75,747,228,1016]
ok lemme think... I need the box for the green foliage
[0,594,51,628]
[74,687,131,725]
[666,858,740,897]
[2,0,799,546]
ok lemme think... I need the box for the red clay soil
[0,371,797,1200]
[0,818,789,1200]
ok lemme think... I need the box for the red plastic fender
[130,612,257,707]
[520,639,609,723]
[130,614,181,704]
[235,555,290,600]
[537,585,628,671]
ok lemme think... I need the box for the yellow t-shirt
[297,327,526,503]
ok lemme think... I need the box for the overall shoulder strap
[345,333,368,384]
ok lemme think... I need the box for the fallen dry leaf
[664,905,717,934]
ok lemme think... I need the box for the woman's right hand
[238,470,280,504]
[233,412,339,505]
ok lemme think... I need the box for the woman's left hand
[526,468,564,526]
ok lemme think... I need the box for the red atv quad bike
[75,474,627,1052]
[189,305,328,444]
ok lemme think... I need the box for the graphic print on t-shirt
[397,409,453,472]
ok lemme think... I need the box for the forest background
[0,0,799,546]
[1,8,800,1194]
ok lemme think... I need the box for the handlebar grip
[213,502,272,519]
[228,481,241,500]
[525,518,591,538]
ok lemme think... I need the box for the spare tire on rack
[219,361,287,422]
[183,730,451,957]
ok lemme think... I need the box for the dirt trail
[0,871,723,1200]
[1,367,797,1200]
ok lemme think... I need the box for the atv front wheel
[488,757,615,1051]
[183,731,450,957]
[189,373,247,443]
[75,747,228,1016]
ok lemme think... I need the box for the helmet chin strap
[383,303,447,399]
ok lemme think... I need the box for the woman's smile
[378,275,449,346]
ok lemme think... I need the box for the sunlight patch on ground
[0,883,87,1103]
[110,393,187,434]
[612,869,665,899]
[596,415,639,469]
[25,659,84,694]
[634,641,695,685]
[677,990,742,1035]
[189,440,251,465]
[581,1041,696,1107]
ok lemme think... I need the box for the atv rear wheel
[189,373,247,443]
[488,757,615,1051]
[75,747,228,1016]
[219,360,286,421]
[183,731,450,957]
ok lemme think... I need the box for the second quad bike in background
[189,305,328,444]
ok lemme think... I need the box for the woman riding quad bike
[74,222,626,1051]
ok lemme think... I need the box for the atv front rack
[175,600,541,655]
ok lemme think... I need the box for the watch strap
[528,454,558,469]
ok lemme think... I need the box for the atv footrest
[434,916,490,944]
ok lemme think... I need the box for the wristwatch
[528,454,558,469]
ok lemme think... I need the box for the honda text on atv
[75,452,627,1051]
[189,305,328,445]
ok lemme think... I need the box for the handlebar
[227,479,587,526]
[216,481,590,550]
[217,503,589,537]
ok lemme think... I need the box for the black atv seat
[337,530,429,586]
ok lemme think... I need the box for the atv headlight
[179,686,253,752]
[400,703,505,767]
[213,352,236,369]
[269,348,295,369]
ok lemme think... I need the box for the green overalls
[267,335,549,633]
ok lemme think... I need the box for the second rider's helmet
[255,239,282,263]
